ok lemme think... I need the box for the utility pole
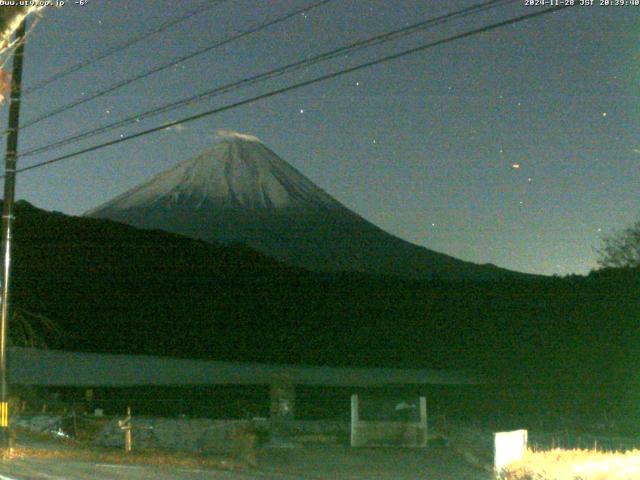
[0,18,27,449]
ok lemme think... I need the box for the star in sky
[12,1,637,277]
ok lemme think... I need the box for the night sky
[2,0,638,276]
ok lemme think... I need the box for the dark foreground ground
[0,445,492,480]
[258,446,492,479]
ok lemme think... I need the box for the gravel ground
[258,445,493,480]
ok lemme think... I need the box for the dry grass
[1,428,246,472]
[501,448,640,479]
[3,446,241,470]
[4,418,260,471]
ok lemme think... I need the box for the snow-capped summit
[86,132,525,280]
[88,129,339,214]
[215,129,262,143]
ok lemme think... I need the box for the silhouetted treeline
[7,201,640,393]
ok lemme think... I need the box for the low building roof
[8,347,478,387]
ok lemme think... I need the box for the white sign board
[494,429,527,472]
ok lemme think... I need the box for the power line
[18,0,335,131]
[12,4,570,176]
[23,0,227,96]
[19,0,514,159]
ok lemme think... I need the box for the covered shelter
[8,347,479,439]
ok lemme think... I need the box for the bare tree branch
[597,220,640,269]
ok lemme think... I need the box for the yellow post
[118,406,132,452]
[124,406,132,452]
[0,401,7,427]
[125,426,132,452]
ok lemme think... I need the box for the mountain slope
[85,130,530,280]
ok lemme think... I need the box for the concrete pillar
[270,376,295,421]
[419,396,427,447]
[269,375,295,446]
[350,394,359,447]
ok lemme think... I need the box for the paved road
[0,459,302,480]
[0,446,493,479]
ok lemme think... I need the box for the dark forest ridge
[5,200,639,392]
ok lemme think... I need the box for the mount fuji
[85,130,526,280]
